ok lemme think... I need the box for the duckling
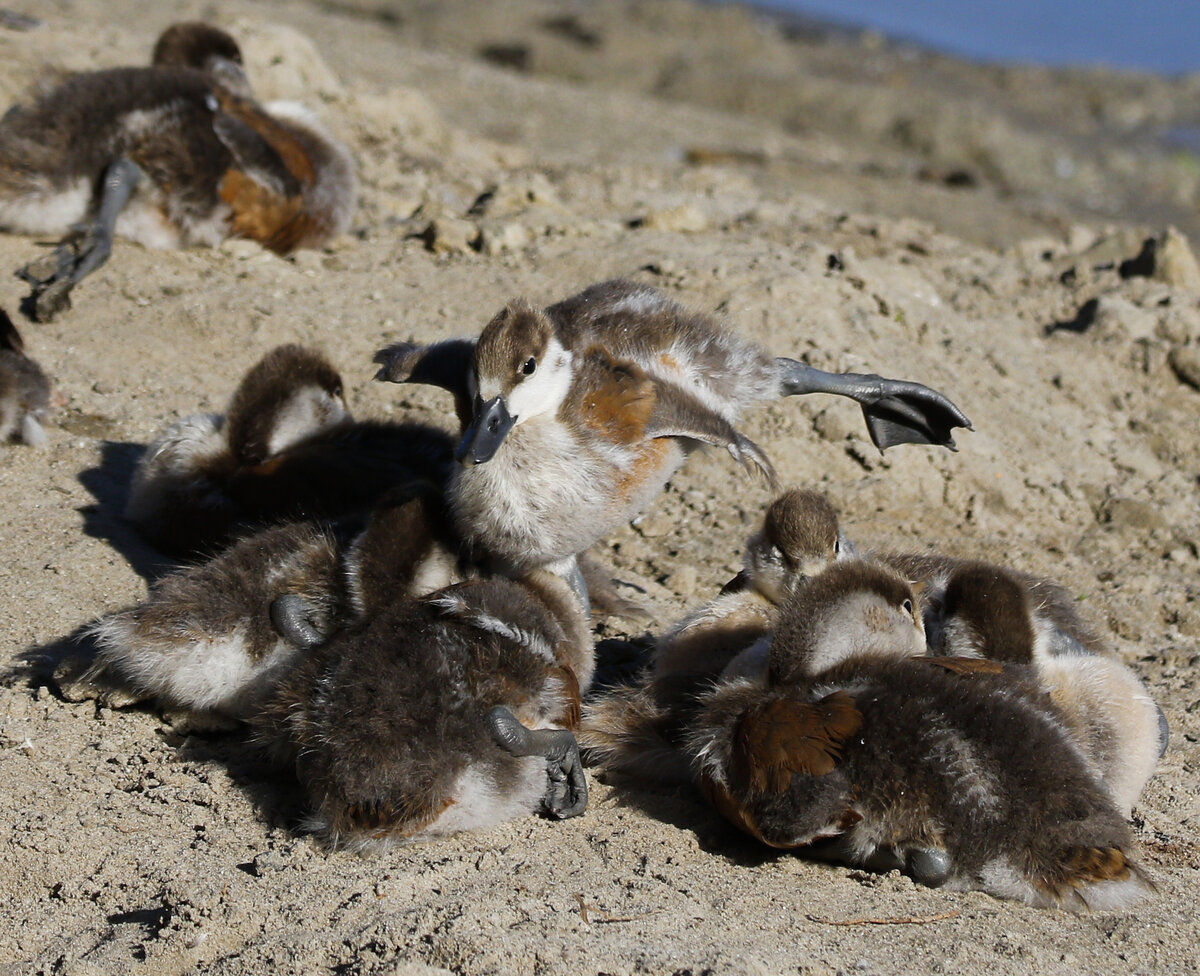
[877,549,1105,656]
[375,279,969,575]
[931,562,1166,816]
[688,560,1152,910]
[78,519,346,721]
[581,489,851,782]
[252,567,592,847]
[1,22,356,320]
[67,486,471,722]
[0,307,52,445]
[125,343,455,557]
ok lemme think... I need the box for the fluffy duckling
[931,563,1166,816]
[0,308,52,445]
[76,519,345,721]
[67,487,470,722]
[253,567,592,847]
[375,279,970,574]
[1,22,356,320]
[688,560,1152,910]
[125,343,455,557]
[581,489,851,781]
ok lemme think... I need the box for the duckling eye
[902,599,914,616]
[522,357,537,376]
[833,539,841,555]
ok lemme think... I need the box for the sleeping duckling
[688,560,1152,910]
[253,567,592,847]
[931,562,1166,816]
[2,22,356,320]
[126,343,454,557]
[0,308,52,445]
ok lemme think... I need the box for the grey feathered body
[689,655,1150,909]
[255,571,591,847]
[89,520,345,718]
[452,280,783,572]
[0,66,355,250]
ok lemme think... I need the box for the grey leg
[269,594,328,650]
[775,358,972,451]
[487,705,588,819]
[18,158,143,321]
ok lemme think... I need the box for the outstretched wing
[644,372,777,485]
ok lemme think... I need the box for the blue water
[739,0,1200,75]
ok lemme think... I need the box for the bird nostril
[488,418,499,432]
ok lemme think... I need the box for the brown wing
[213,91,322,254]
[923,656,1005,676]
[732,690,862,795]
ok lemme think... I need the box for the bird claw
[486,705,588,819]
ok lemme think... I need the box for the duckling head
[224,344,349,465]
[152,22,250,97]
[770,560,924,685]
[744,489,854,603]
[939,563,1036,662]
[458,299,574,465]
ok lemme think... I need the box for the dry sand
[1,2,1198,974]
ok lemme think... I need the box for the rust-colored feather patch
[1061,845,1132,885]
[923,656,1005,676]
[578,351,657,444]
[550,665,583,731]
[732,690,863,794]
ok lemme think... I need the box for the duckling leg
[487,705,588,819]
[774,358,971,451]
[269,593,329,650]
[18,157,143,322]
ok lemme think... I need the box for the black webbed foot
[487,705,588,819]
[17,157,142,322]
[269,594,330,650]
[775,358,972,451]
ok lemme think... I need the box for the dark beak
[456,395,516,465]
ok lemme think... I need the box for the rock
[1168,344,1200,390]
[1100,497,1169,533]
[422,218,479,255]
[232,19,345,101]
[1156,227,1200,291]
[478,221,534,255]
[639,203,709,233]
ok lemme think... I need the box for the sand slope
[1,2,1198,974]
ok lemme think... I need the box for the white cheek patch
[505,341,573,425]
[266,388,348,457]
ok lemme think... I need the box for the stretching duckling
[126,343,454,557]
[932,563,1166,816]
[1,22,356,319]
[253,568,592,847]
[688,560,1152,910]
[581,489,851,781]
[375,279,969,575]
[0,308,52,445]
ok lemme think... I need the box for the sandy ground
[1,1,1198,974]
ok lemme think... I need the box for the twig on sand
[573,893,662,925]
[806,910,960,926]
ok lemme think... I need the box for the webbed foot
[17,157,142,322]
[269,593,330,650]
[776,358,972,451]
[487,705,588,819]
